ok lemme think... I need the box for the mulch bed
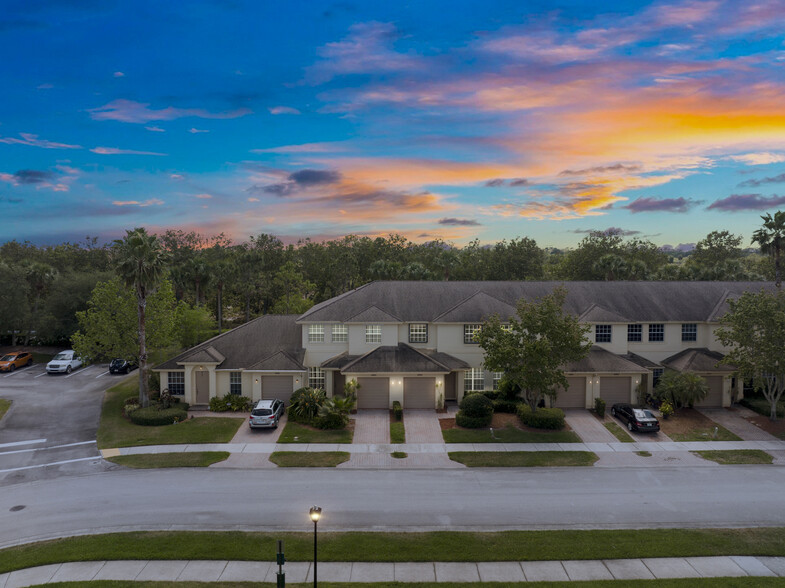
[742,412,785,439]
[658,408,722,436]
[440,412,574,432]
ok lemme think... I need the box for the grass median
[106,452,230,468]
[3,528,785,573]
[269,451,350,467]
[0,398,10,421]
[442,426,580,444]
[604,421,634,442]
[693,450,773,464]
[97,379,243,449]
[449,451,598,467]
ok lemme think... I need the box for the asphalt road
[1,465,784,547]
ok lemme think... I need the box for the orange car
[0,351,33,372]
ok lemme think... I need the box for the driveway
[563,409,617,443]
[697,407,780,441]
[352,410,390,444]
[404,410,444,443]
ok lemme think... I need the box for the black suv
[109,358,137,374]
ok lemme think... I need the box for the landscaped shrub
[518,405,565,430]
[480,389,499,401]
[456,393,493,428]
[392,400,403,420]
[655,371,708,408]
[740,397,785,419]
[493,399,521,413]
[289,387,326,421]
[129,405,188,426]
[209,395,228,412]
[496,377,522,401]
[594,397,606,417]
[313,413,346,430]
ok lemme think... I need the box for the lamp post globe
[309,506,322,587]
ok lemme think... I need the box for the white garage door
[357,377,390,409]
[600,376,632,405]
[695,376,724,407]
[262,376,294,405]
[554,377,586,408]
[404,377,435,409]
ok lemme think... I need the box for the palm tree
[752,210,785,288]
[113,227,169,407]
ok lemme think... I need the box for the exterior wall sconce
[255,378,259,383]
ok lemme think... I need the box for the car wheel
[66,365,72,374]
[9,364,14,372]
[27,359,33,366]
[627,421,634,432]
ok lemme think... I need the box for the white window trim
[308,324,325,343]
[331,324,348,343]
[595,324,612,343]
[366,324,382,344]
[408,323,428,343]
[308,367,325,389]
[648,323,665,343]
[464,324,482,344]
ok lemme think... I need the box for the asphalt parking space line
[65,365,93,378]
[95,370,110,379]
[0,440,96,456]
[2,366,35,378]
[0,455,99,474]
[0,439,47,449]
[34,371,49,378]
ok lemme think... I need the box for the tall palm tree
[113,227,169,407]
[753,211,785,288]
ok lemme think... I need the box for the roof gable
[564,346,649,373]
[578,303,628,323]
[178,346,225,364]
[433,291,517,323]
[249,350,304,371]
[661,347,733,373]
[345,305,401,323]
[342,343,453,373]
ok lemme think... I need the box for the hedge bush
[129,406,188,426]
[740,397,785,418]
[594,397,606,417]
[455,413,492,428]
[493,399,521,414]
[313,413,346,430]
[392,400,403,421]
[456,393,494,428]
[209,394,252,412]
[518,404,565,430]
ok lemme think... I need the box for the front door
[195,370,209,404]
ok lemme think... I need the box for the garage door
[696,376,724,407]
[554,377,586,408]
[356,377,390,409]
[404,377,435,409]
[262,375,294,405]
[600,376,631,405]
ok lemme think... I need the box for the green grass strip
[390,420,405,444]
[667,423,742,442]
[693,450,773,464]
[106,452,230,468]
[391,451,408,459]
[442,426,580,444]
[0,398,10,421]
[3,528,785,573]
[604,421,634,442]
[269,451,350,467]
[277,422,353,444]
[449,451,598,467]
[96,380,243,449]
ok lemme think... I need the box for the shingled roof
[563,346,650,373]
[154,314,304,371]
[341,343,464,374]
[298,281,774,324]
[661,348,733,373]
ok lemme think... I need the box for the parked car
[109,358,137,374]
[0,351,33,372]
[46,350,83,375]
[249,399,285,429]
[611,403,660,432]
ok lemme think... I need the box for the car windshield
[0,355,14,361]
[53,353,70,360]
[111,359,124,366]
[633,409,655,419]
[252,409,272,416]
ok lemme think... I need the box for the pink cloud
[269,106,301,115]
[0,133,82,149]
[91,147,168,155]
[87,99,251,123]
[112,199,164,207]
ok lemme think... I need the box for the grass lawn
[96,379,243,449]
[390,420,405,443]
[277,421,353,444]
[449,451,598,467]
[443,425,580,444]
[391,451,407,458]
[604,421,634,442]
[269,451,350,467]
[659,409,742,442]
[0,398,10,421]
[106,452,230,468]
[4,528,785,573]
[637,451,653,457]
[694,450,773,464]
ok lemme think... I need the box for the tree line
[1,217,782,347]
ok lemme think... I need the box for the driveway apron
[352,410,390,444]
[404,410,445,443]
[563,409,618,443]
[696,407,780,441]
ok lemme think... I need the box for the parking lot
[0,361,126,485]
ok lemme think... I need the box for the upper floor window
[308,324,324,343]
[365,324,382,343]
[308,367,325,389]
[648,323,664,342]
[500,324,513,333]
[408,323,428,343]
[464,324,482,344]
[627,324,642,342]
[682,323,697,342]
[652,368,664,388]
[492,371,504,390]
[595,324,612,343]
[331,324,348,343]
[168,371,184,395]
[230,371,242,395]
[464,368,485,392]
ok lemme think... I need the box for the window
[308,324,324,343]
[648,323,664,342]
[501,324,513,333]
[652,368,664,388]
[408,323,428,343]
[464,368,485,392]
[627,324,642,342]
[308,367,325,389]
[230,372,242,395]
[331,324,348,343]
[492,371,504,390]
[365,324,382,343]
[464,324,482,344]
[168,372,184,395]
[595,324,612,343]
[682,323,697,342]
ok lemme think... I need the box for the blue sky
[1,0,785,248]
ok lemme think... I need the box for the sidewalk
[3,555,784,586]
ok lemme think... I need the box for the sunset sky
[2,0,785,248]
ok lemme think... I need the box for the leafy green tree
[716,289,785,420]
[654,371,709,408]
[271,261,315,314]
[689,230,743,269]
[176,304,216,348]
[752,211,785,287]
[113,227,169,407]
[476,286,592,409]
[38,271,112,344]
[71,278,179,363]
[0,262,30,343]
[23,262,57,345]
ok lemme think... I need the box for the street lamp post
[309,506,322,588]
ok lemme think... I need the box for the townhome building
[155,281,771,410]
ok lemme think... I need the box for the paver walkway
[697,406,780,441]
[403,410,445,443]
[4,556,784,586]
[351,410,390,444]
